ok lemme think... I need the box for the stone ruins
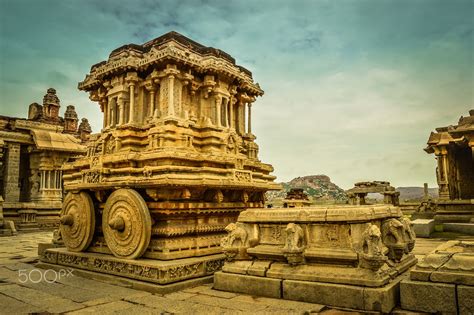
[39,31,279,289]
[346,181,400,206]
[424,109,474,223]
[0,88,91,235]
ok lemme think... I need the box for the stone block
[400,279,456,314]
[283,279,365,310]
[221,260,252,275]
[247,260,272,276]
[363,274,404,313]
[458,285,474,315]
[443,223,474,235]
[213,271,281,298]
[411,219,435,237]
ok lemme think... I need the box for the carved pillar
[168,75,175,116]
[229,98,235,129]
[128,83,135,123]
[109,98,115,127]
[224,98,230,128]
[215,96,222,127]
[436,149,450,200]
[149,88,156,118]
[247,103,252,134]
[242,102,247,133]
[105,101,109,128]
[118,98,125,125]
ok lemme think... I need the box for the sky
[0,0,472,189]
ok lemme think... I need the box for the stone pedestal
[400,240,474,314]
[215,205,417,313]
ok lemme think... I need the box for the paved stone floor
[0,231,473,314]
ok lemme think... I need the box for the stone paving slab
[0,231,472,314]
[0,292,44,314]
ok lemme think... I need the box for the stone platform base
[36,262,213,295]
[443,222,474,235]
[39,248,224,292]
[214,271,407,313]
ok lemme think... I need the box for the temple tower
[42,88,60,122]
[64,105,79,133]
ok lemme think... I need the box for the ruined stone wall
[3,143,20,202]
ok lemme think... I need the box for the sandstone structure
[401,240,474,314]
[39,31,278,289]
[346,181,400,206]
[0,88,90,233]
[215,205,417,312]
[424,110,474,223]
[282,188,311,207]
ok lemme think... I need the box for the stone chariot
[41,32,279,288]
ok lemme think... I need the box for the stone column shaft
[215,97,222,127]
[247,103,252,134]
[229,100,234,129]
[109,99,115,127]
[240,103,247,134]
[103,101,108,128]
[129,84,135,123]
[149,90,155,117]
[118,99,125,125]
[168,76,175,116]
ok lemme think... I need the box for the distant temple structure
[346,181,400,206]
[283,188,311,207]
[0,88,91,233]
[424,109,474,222]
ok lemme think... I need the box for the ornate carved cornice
[78,32,263,97]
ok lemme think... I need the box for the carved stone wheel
[103,189,151,259]
[59,192,95,252]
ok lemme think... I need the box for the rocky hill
[266,175,347,204]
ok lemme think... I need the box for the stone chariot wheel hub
[103,188,152,259]
[59,192,95,252]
